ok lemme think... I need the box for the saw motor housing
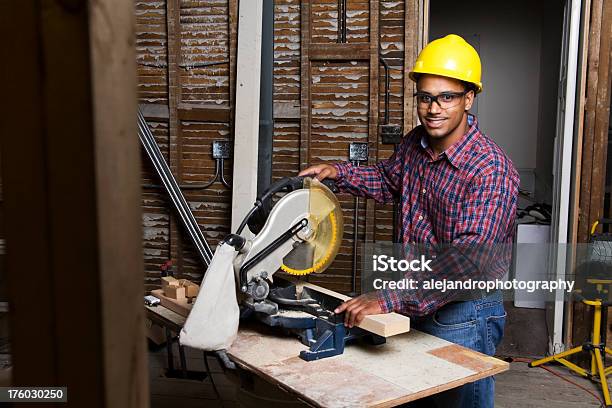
[222,177,343,313]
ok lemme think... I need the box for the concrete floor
[149,343,608,408]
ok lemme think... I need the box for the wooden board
[228,324,508,408]
[151,289,192,317]
[295,281,411,337]
[231,0,264,233]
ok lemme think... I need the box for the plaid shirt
[333,114,519,316]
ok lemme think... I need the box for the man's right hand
[298,164,338,181]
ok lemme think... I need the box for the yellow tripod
[529,293,612,406]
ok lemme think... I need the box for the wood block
[152,289,192,317]
[161,276,178,287]
[295,280,410,337]
[179,279,200,298]
[163,285,186,301]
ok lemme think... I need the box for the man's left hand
[334,293,385,327]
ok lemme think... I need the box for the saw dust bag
[180,242,239,350]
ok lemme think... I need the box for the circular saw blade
[281,178,344,275]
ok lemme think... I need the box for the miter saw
[221,176,385,361]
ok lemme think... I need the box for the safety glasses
[413,90,468,109]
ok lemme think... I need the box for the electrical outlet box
[380,124,402,145]
[212,140,231,159]
[349,142,369,162]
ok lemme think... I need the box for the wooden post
[166,0,185,275]
[0,1,148,406]
[365,0,380,245]
[574,0,612,351]
[404,0,419,132]
[231,0,264,233]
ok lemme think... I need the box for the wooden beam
[578,0,604,243]
[592,0,612,223]
[140,103,170,121]
[140,103,231,122]
[0,1,148,406]
[299,0,311,170]
[231,0,264,233]
[574,0,612,354]
[404,0,419,132]
[177,103,231,122]
[309,43,370,61]
[166,0,185,279]
[229,0,238,153]
[365,0,380,247]
[566,0,593,348]
[274,102,301,121]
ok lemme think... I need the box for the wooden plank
[166,0,185,284]
[588,0,612,236]
[0,1,148,405]
[309,43,370,61]
[365,0,380,248]
[274,101,300,121]
[152,289,193,317]
[574,0,612,353]
[295,281,410,337]
[403,0,418,132]
[578,0,604,243]
[595,0,612,349]
[229,0,238,166]
[177,103,230,122]
[575,0,605,352]
[228,325,508,408]
[231,0,264,233]
[140,103,170,121]
[414,0,427,127]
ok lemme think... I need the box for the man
[299,34,519,407]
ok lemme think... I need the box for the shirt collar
[419,114,480,169]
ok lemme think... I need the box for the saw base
[241,280,386,361]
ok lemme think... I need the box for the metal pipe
[337,0,343,43]
[138,109,213,266]
[138,119,204,255]
[138,124,211,265]
[138,117,209,260]
[219,159,231,188]
[257,0,274,198]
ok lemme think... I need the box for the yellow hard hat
[409,34,483,93]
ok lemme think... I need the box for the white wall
[429,0,563,198]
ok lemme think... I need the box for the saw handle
[243,176,338,235]
[259,176,337,204]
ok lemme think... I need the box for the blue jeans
[411,291,506,408]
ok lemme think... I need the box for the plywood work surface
[228,324,508,408]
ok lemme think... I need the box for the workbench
[146,304,508,407]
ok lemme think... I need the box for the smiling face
[416,74,474,143]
